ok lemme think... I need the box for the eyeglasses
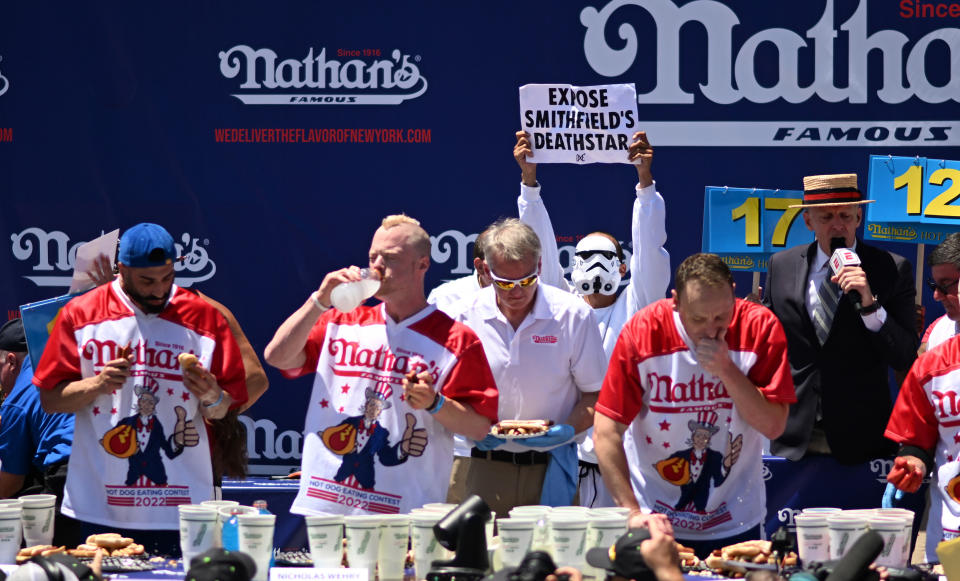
[488,269,539,291]
[575,249,619,260]
[927,277,960,295]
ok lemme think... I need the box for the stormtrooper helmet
[571,234,622,296]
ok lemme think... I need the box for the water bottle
[253,500,276,568]
[330,268,381,312]
[222,508,242,551]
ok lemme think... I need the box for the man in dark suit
[764,173,918,464]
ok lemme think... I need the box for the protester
[763,173,917,463]
[595,253,795,557]
[33,223,248,553]
[0,318,82,546]
[514,129,669,507]
[449,218,607,514]
[264,214,498,515]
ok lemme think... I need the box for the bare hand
[628,131,654,186]
[831,265,874,308]
[96,353,132,394]
[696,337,732,377]
[403,369,437,410]
[886,455,925,493]
[315,266,368,310]
[181,362,223,407]
[86,253,116,287]
[639,517,682,580]
[546,568,583,581]
[400,412,428,457]
[628,511,674,537]
[172,405,200,448]
[514,130,537,186]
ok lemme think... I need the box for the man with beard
[33,223,248,554]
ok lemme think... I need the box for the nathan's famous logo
[721,255,755,270]
[0,55,8,97]
[10,228,216,288]
[81,339,192,370]
[646,372,730,404]
[582,0,960,105]
[327,339,440,384]
[867,224,918,241]
[218,45,427,105]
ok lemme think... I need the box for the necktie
[812,271,840,345]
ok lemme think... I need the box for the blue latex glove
[522,424,575,448]
[473,434,506,451]
[882,481,905,508]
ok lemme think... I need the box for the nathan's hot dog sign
[701,187,815,272]
[519,83,639,164]
[864,155,960,245]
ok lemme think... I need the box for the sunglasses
[489,269,539,291]
[927,277,960,295]
[576,250,619,260]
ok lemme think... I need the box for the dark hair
[674,253,734,298]
[929,233,960,269]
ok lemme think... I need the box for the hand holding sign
[514,131,537,186]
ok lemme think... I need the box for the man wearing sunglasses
[513,130,670,508]
[920,233,960,355]
[450,218,608,514]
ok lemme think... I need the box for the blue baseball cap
[118,223,177,268]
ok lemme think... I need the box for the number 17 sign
[702,187,814,272]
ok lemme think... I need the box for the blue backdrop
[2,0,959,473]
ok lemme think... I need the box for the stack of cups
[548,514,590,570]
[218,505,259,552]
[344,515,382,581]
[20,494,56,547]
[238,512,276,581]
[496,517,538,570]
[200,500,240,548]
[305,515,345,568]
[583,513,628,579]
[0,501,23,565]
[179,506,220,565]
[794,512,831,564]
[410,511,446,579]
[378,515,410,581]
[509,506,552,552]
[870,510,914,569]
[827,512,869,561]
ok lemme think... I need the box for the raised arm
[515,130,571,291]
[627,132,670,310]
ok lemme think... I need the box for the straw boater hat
[788,173,875,209]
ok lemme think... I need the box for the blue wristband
[427,393,445,415]
[204,390,225,408]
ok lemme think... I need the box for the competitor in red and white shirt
[265,214,498,515]
[33,223,247,549]
[515,130,669,507]
[595,254,795,557]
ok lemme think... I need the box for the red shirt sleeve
[440,338,498,424]
[277,311,332,379]
[885,351,944,452]
[208,311,249,409]
[597,316,646,425]
[742,304,796,404]
[32,303,83,391]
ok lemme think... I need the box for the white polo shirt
[427,272,482,315]
[453,283,607,452]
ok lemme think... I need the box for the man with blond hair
[450,218,607,514]
[265,214,498,515]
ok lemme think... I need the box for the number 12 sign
[702,187,814,272]
[865,155,960,245]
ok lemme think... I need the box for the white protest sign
[519,83,638,164]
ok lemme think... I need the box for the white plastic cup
[410,512,446,579]
[549,517,590,569]
[238,513,276,581]
[0,500,22,509]
[486,511,497,549]
[377,515,410,581]
[330,269,380,313]
[180,506,219,565]
[0,507,23,565]
[868,515,909,568]
[305,515,345,568]
[20,494,56,547]
[583,515,628,579]
[794,512,830,563]
[509,507,551,551]
[201,500,239,548]
[827,513,868,561]
[802,507,842,514]
[590,507,631,516]
[344,515,382,581]
[497,518,537,569]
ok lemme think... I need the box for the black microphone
[824,530,884,581]
[827,237,864,311]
